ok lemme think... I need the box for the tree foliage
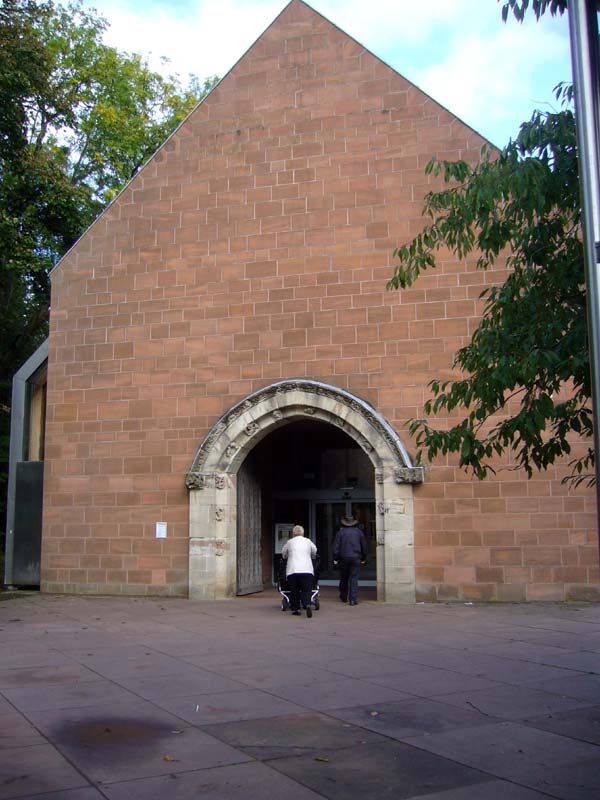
[29,2,217,205]
[388,80,593,485]
[500,0,567,21]
[0,0,218,534]
[385,0,593,485]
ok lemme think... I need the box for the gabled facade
[42,0,599,601]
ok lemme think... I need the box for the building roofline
[50,0,494,277]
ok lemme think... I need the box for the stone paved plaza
[1,590,599,799]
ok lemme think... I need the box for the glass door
[351,501,376,581]
[315,501,346,580]
[313,500,376,583]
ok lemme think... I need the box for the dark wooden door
[237,453,263,595]
[12,461,44,586]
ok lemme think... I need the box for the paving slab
[0,663,102,690]
[582,632,600,652]
[531,651,600,674]
[268,739,489,800]
[28,790,106,800]
[328,698,491,740]
[403,782,559,799]
[433,682,594,720]
[181,648,293,672]
[0,697,12,714]
[0,650,74,670]
[0,709,47,748]
[101,761,325,800]
[371,665,501,697]
[519,756,600,800]
[24,701,252,784]
[266,674,414,710]
[37,632,135,650]
[129,633,225,657]
[113,668,248,700]
[257,641,358,666]
[531,673,600,703]
[320,652,426,679]
[153,687,309,725]
[404,720,600,796]
[203,710,387,759]
[208,659,344,689]
[467,639,585,662]
[507,629,600,650]
[386,648,586,685]
[2,679,137,713]
[0,742,89,799]
[524,704,600,746]
[65,645,203,679]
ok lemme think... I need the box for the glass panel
[315,502,346,580]
[351,502,376,580]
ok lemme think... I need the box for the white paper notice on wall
[156,522,167,539]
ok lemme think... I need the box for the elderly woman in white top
[281,525,317,617]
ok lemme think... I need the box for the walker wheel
[314,598,320,611]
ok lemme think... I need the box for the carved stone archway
[186,380,424,603]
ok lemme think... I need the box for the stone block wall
[42,0,598,600]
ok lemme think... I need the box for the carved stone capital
[394,466,425,484]
[186,472,207,490]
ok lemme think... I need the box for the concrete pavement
[0,588,599,799]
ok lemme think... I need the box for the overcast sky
[81,0,572,147]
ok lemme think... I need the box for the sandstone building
[28,0,598,601]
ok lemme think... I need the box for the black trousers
[287,572,313,611]
[338,558,360,603]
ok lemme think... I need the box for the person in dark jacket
[332,515,368,605]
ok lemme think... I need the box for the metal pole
[568,0,600,547]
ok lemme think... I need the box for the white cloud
[87,0,283,78]
[82,0,572,145]
[415,17,571,143]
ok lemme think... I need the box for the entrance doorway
[240,419,375,592]
[187,378,422,603]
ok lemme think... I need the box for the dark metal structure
[4,340,48,587]
[569,1,600,545]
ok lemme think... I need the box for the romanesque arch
[186,380,424,602]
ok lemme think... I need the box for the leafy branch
[389,92,593,486]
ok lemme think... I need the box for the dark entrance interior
[236,419,375,593]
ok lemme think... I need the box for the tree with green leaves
[388,0,592,486]
[0,0,218,541]
[500,1,567,22]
